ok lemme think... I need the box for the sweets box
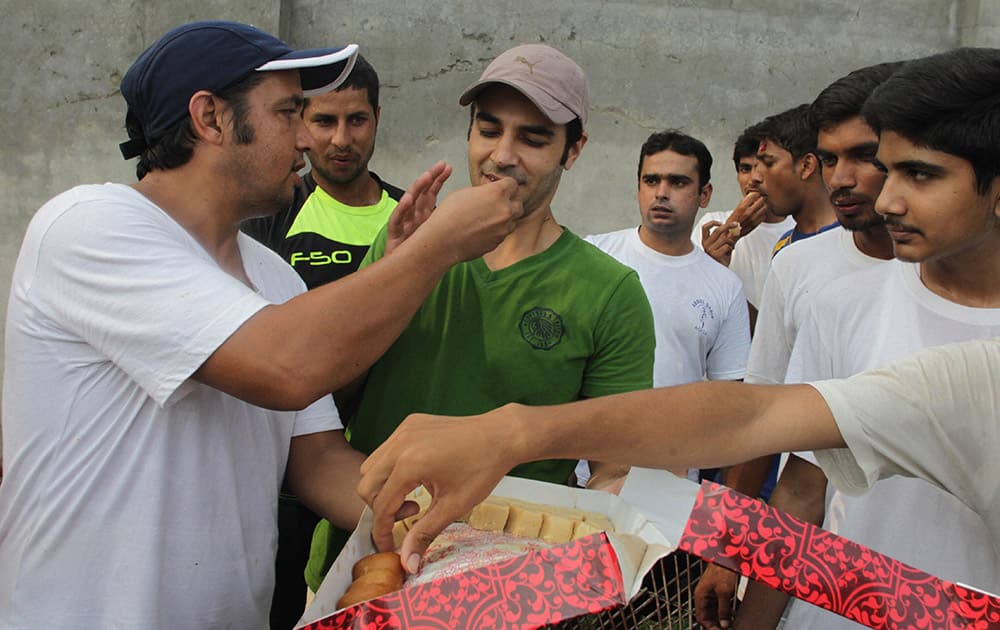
[298,469,1000,629]
[296,472,688,629]
[677,479,1000,629]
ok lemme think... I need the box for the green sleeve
[358,224,389,270]
[581,270,655,397]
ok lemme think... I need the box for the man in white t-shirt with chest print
[579,130,750,484]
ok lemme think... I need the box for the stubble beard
[840,211,885,233]
[311,151,371,187]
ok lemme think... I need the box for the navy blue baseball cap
[120,20,358,159]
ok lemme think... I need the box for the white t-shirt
[576,227,749,485]
[811,337,1000,556]
[588,227,750,385]
[0,184,342,629]
[745,227,885,385]
[783,261,1000,627]
[695,212,794,308]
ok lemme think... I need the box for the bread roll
[338,551,406,610]
[355,568,403,591]
[336,580,396,609]
[351,551,403,581]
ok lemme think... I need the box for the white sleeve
[705,284,750,380]
[293,395,343,436]
[744,265,791,385]
[784,300,837,385]
[785,302,836,465]
[811,339,999,514]
[29,193,270,407]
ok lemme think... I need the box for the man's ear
[188,90,225,146]
[991,177,1000,220]
[798,153,819,180]
[699,182,713,208]
[563,131,588,171]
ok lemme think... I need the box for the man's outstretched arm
[358,381,841,573]
[195,165,522,410]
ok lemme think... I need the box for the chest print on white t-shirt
[690,298,715,336]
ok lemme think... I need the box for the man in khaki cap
[307,44,656,579]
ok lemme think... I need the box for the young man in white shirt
[589,130,750,388]
[772,48,1000,629]
[696,61,903,627]
[697,126,792,329]
[580,130,750,484]
[753,105,840,258]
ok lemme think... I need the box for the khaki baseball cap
[459,44,589,126]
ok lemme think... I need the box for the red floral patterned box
[679,481,1000,629]
[296,476,678,629]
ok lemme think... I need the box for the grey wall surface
[0,0,995,384]
[286,0,962,234]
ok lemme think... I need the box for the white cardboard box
[297,470,700,628]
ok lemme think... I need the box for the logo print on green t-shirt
[519,306,565,350]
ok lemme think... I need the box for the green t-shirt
[306,226,655,591]
[350,226,655,483]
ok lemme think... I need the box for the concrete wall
[286,0,960,235]
[960,0,1000,45]
[0,0,993,381]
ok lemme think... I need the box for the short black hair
[335,54,380,110]
[467,103,584,166]
[732,121,765,169]
[638,129,712,188]
[862,47,1000,195]
[303,53,380,113]
[755,104,815,161]
[810,61,905,131]
[131,71,265,180]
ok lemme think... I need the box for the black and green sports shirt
[242,171,404,289]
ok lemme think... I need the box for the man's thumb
[399,506,452,574]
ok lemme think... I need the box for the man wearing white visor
[0,20,522,629]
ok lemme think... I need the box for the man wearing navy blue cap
[0,20,521,628]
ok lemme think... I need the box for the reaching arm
[194,166,522,410]
[358,380,842,573]
[285,430,367,531]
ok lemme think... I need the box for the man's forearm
[358,380,844,564]
[511,382,842,473]
[196,234,455,409]
[287,431,367,531]
[196,179,521,410]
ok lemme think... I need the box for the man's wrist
[497,403,543,466]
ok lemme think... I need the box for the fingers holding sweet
[728,192,767,238]
[428,178,524,262]
[701,220,736,267]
